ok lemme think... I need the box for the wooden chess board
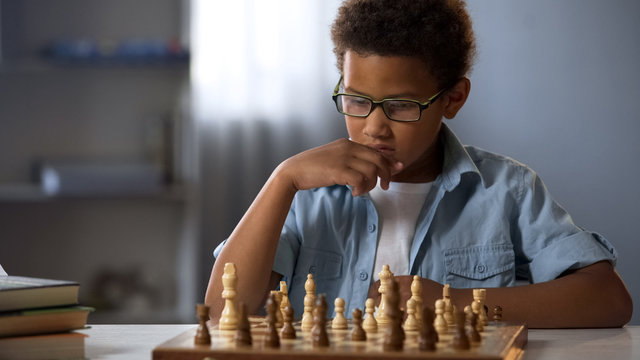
[152,317,527,360]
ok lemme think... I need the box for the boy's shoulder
[464,145,528,168]
[462,145,535,186]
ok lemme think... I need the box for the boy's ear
[442,77,471,119]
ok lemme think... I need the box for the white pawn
[410,276,423,329]
[434,299,448,336]
[471,300,484,332]
[279,281,290,321]
[443,284,454,327]
[403,298,418,332]
[475,288,489,327]
[332,297,348,330]
[219,263,238,330]
[464,305,480,335]
[363,298,378,334]
[376,264,393,327]
[270,290,284,328]
[301,274,316,332]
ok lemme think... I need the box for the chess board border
[152,317,527,360]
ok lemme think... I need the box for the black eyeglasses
[331,76,444,122]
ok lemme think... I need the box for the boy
[206,0,632,328]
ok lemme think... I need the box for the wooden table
[77,325,640,360]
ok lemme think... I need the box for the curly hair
[331,0,476,89]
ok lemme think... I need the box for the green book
[0,306,93,338]
[0,331,87,359]
[0,276,79,312]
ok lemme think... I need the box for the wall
[453,0,640,324]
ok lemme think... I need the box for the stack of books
[0,276,93,359]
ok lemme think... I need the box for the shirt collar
[438,124,482,191]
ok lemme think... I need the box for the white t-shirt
[369,179,432,281]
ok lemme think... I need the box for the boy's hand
[280,138,403,197]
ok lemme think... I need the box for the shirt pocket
[444,244,515,288]
[293,247,343,282]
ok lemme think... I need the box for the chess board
[152,317,527,360]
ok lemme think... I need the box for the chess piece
[471,300,484,332]
[219,263,238,330]
[350,308,367,341]
[451,311,471,350]
[263,293,280,348]
[234,302,252,346]
[418,306,438,351]
[493,305,503,322]
[312,294,330,347]
[410,276,423,328]
[270,290,284,328]
[376,264,394,328]
[443,284,454,327]
[464,305,472,318]
[473,288,489,327]
[434,299,448,336]
[480,289,489,326]
[363,298,378,334]
[466,308,481,343]
[194,304,211,345]
[403,298,419,332]
[382,280,404,352]
[280,281,290,320]
[280,304,297,340]
[332,297,348,330]
[301,274,316,332]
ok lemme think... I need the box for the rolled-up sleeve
[516,168,617,283]
[213,239,226,259]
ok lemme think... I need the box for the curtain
[189,0,344,299]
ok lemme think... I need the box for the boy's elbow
[602,266,633,327]
[578,261,633,327]
[610,278,633,327]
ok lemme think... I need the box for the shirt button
[358,271,368,281]
[309,265,316,274]
[368,224,376,232]
[476,265,486,273]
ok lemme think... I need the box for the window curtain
[189,0,344,295]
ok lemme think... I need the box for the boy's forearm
[447,261,633,328]
[376,261,632,328]
[463,261,632,328]
[205,165,297,321]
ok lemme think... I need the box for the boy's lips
[368,144,396,155]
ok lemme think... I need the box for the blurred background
[0,0,638,325]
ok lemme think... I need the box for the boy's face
[342,50,446,183]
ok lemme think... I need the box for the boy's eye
[342,96,371,112]
[345,97,369,106]
[386,101,416,112]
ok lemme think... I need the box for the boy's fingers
[379,161,404,190]
[340,168,375,197]
[354,147,402,187]
[392,161,404,174]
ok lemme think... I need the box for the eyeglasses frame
[331,75,445,122]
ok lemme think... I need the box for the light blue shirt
[214,125,617,318]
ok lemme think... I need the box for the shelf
[0,183,186,203]
[0,57,189,75]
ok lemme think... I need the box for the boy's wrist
[272,161,299,197]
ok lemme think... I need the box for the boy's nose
[363,106,391,138]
